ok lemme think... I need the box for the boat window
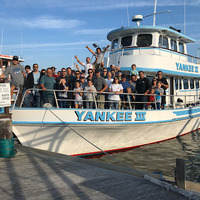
[179,42,185,53]
[183,79,188,89]
[179,78,182,90]
[137,34,152,47]
[159,35,169,48]
[190,79,194,89]
[175,78,178,90]
[121,36,132,48]
[111,39,118,49]
[195,79,199,89]
[171,39,177,51]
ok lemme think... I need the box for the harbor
[0,144,199,200]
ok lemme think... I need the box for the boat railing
[16,88,200,110]
[109,46,200,65]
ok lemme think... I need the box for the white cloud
[0,16,83,29]
[75,28,115,35]
[3,39,108,50]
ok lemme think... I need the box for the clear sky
[0,0,199,71]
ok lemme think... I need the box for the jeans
[86,101,93,109]
[136,95,148,109]
[109,101,119,109]
[58,97,68,108]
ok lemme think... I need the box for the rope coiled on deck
[0,138,17,158]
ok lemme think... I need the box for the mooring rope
[45,107,144,175]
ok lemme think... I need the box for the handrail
[109,46,200,64]
[19,88,200,110]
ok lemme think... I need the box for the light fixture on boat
[131,15,143,26]
[92,43,99,48]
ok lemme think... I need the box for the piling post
[175,158,186,190]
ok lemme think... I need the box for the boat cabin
[107,24,200,107]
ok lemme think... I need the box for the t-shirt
[74,87,82,101]
[82,63,93,78]
[130,81,137,93]
[84,85,96,100]
[40,75,56,96]
[93,76,107,92]
[105,78,113,91]
[155,88,164,103]
[4,64,25,85]
[130,69,138,76]
[33,72,40,85]
[95,52,104,64]
[157,77,168,94]
[109,83,123,101]
[120,81,131,93]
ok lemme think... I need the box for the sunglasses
[88,72,93,73]
[61,71,66,72]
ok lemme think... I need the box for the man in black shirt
[157,71,168,109]
[136,71,151,109]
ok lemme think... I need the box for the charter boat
[10,6,200,157]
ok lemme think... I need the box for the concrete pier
[0,144,199,200]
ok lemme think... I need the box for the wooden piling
[176,158,186,190]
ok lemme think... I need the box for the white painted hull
[11,107,200,156]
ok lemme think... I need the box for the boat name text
[176,62,198,73]
[75,111,146,122]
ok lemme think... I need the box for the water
[92,130,200,183]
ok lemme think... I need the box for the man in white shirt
[74,56,93,78]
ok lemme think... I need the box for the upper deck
[106,25,200,78]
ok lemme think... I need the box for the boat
[10,3,200,157]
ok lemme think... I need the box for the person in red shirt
[51,66,58,79]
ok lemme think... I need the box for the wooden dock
[0,144,199,200]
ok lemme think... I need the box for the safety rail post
[184,95,186,107]
[175,158,186,190]
[128,94,132,109]
[93,92,97,109]
[53,91,59,108]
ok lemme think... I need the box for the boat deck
[0,144,198,200]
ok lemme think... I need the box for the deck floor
[0,144,195,200]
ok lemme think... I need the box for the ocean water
[92,130,200,183]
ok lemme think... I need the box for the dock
[0,144,199,200]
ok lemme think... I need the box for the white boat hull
[12,107,200,156]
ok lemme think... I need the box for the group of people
[0,47,168,110]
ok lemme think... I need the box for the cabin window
[137,34,152,47]
[159,35,169,48]
[190,79,194,89]
[175,78,178,90]
[121,36,132,47]
[195,79,199,89]
[179,42,185,53]
[171,39,177,51]
[183,79,188,89]
[111,39,118,49]
[179,78,182,90]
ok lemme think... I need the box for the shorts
[75,101,82,105]
[11,84,23,94]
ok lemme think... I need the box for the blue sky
[0,0,200,71]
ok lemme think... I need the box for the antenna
[184,0,186,34]
[20,30,23,58]
[153,0,157,26]
[127,6,130,26]
[0,27,4,54]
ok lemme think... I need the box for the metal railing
[14,88,200,110]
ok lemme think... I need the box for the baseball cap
[13,56,18,61]
[121,74,126,78]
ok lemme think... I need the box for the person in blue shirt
[120,74,131,109]
[130,64,139,77]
